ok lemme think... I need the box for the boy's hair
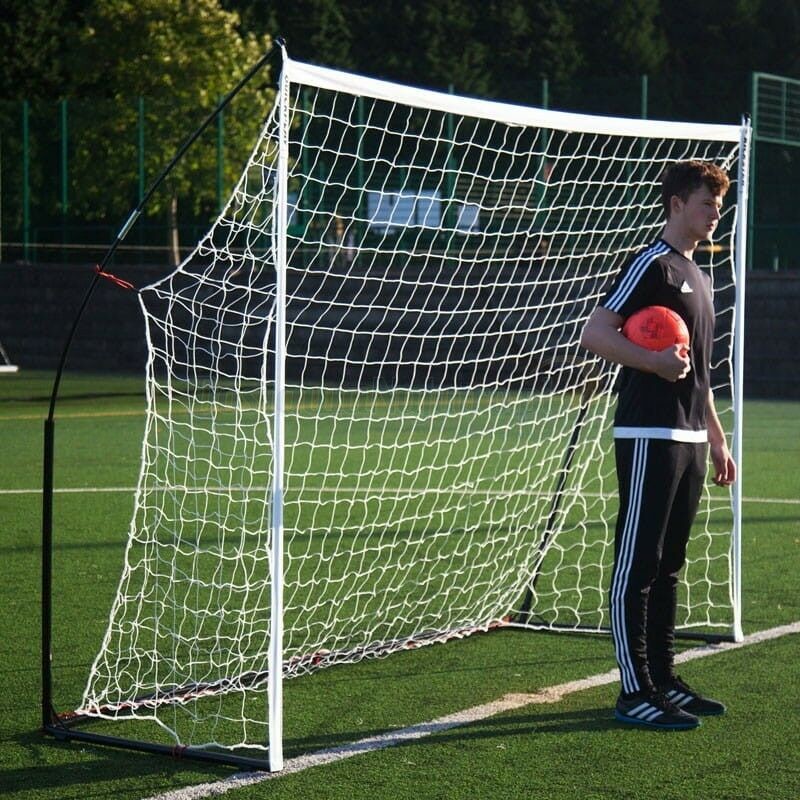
[661,160,730,218]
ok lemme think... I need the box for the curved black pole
[42,41,283,728]
[45,40,281,423]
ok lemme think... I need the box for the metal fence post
[640,74,648,119]
[61,99,68,260]
[216,96,224,213]
[747,73,757,271]
[138,97,145,263]
[536,78,549,208]
[356,95,365,235]
[445,84,455,234]
[60,99,68,214]
[23,100,30,262]
[138,97,145,203]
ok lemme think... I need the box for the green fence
[1,73,798,269]
[0,91,263,266]
[748,72,800,271]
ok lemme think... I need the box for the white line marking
[142,621,800,800]
[3,486,799,505]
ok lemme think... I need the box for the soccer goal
[48,49,750,771]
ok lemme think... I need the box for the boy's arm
[580,306,691,383]
[707,390,737,486]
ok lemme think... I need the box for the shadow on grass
[3,728,233,795]
[5,707,620,791]
[308,652,610,686]
[0,390,144,406]
[282,706,621,759]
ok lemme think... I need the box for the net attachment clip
[94,265,135,290]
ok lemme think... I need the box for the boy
[580,161,736,730]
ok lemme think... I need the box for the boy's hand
[650,344,691,382]
[710,441,737,486]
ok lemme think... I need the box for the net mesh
[79,59,743,751]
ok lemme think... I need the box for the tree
[63,0,273,265]
[660,0,800,121]
[221,0,355,70]
[573,0,667,79]
[404,1,490,95]
[0,0,88,100]
[480,0,583,103]
[299,1,489,93]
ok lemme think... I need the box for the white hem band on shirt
[613,427,708,443]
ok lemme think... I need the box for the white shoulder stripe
[604,241,670,313]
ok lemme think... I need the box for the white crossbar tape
[284,58,742,142]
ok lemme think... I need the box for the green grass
[1,371,798,799]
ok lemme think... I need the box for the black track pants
[610,437,707,695]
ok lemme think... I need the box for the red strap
[94,265,135,290]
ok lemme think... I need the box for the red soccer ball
[622,305,690,352]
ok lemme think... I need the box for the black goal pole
[516,399,591,625]
[41,41,282,733]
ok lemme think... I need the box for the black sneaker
[615,690,700,730]
[660,676,726,716]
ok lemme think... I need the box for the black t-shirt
[601,238,715,441]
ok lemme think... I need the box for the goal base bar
[43,723,274,771]
[506,621,738,644]
[0,365,19,373]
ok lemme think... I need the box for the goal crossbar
[285,59,742,142]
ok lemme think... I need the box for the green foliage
[0,0,86,100]
[241,0,800,114]
[656,0,800,122]
[62,0,273,226]
[572,0,667,78]
[480,0,583,100]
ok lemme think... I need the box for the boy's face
[671,184,724,243]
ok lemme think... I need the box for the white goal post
[77,51,750,771]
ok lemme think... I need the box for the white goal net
[79,52,749,767]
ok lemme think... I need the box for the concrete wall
[0,262,160,374]
[1,261,798,398]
